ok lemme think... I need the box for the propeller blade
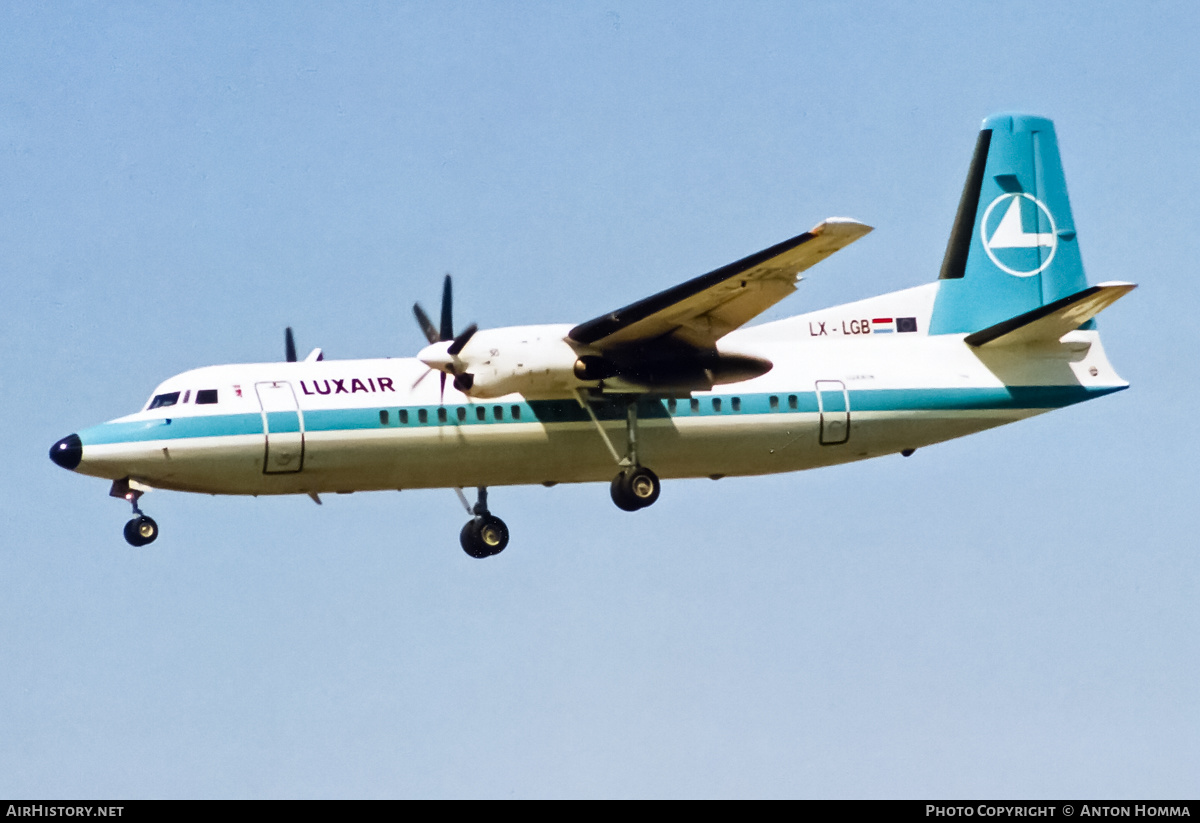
[413,303,440,345]
[411,368,432,390]
[439,371,447,405]
[447,323,477,356]
[439,274,453,342]
[285,327,297,362]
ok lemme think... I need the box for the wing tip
[813,217,874,236]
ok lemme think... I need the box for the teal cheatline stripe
[851,384,1122,411]
[265,411,301,433]
[305,407,384,432]
[77,384,1124,447]
[79,414,264,445]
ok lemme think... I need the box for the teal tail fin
[930,114,1090,335]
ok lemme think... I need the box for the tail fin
[930,114,1091,335]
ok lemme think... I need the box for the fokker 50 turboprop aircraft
[50,114,1134,558]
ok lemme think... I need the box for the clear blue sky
[3,1,1197,798]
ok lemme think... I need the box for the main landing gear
[456,486,509,559]
[610,465,661,512]
[577,392,663,513]
[111,479,159,547]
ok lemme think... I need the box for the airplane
[49,113,1135,558]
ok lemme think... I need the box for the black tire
[460,516,509,558]
[460,519,487,558]
[123,515,158,547]
[610,472,640,511]
[611,466,660,511]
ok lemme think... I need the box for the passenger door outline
[816,380,850,445]
[256,381,305,473]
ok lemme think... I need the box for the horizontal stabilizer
[965,282,1136,348]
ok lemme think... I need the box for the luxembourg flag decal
[871,317,918,334]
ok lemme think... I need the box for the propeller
[412,274,478,402]
[284,326,323,362]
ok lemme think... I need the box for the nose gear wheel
[123,515,159,547]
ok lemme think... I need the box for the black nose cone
[50,434,82,470]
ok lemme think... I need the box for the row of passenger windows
[379,405,525,425]
[147,389,219,410]
[665,395,800,413]
[144,392,803,419]
[375,395,803,426]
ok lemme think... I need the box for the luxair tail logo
[980,193,1058,277]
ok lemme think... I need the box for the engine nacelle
[456,326,587,399]
[443,324,773,399]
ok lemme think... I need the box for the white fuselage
[68,284,1127,497]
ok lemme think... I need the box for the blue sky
[3,1,1197,798]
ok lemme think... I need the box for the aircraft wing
[568,218,872,350]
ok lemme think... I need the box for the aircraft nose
[49,434,82,470]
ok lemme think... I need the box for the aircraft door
[816,380,850,445]
[256,381,305,473]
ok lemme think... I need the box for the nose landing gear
[123,515,159,547]
[111,479,159,547]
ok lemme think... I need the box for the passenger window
[788,395,798,410]
[457,407,466,422]
[667,399,677,414]
[770,395,779,410]
[148,392,180,410]
[418,409,428,424]
[712,398,722,412]
[494,405,503,420]
[437,408,448,423]
[399,409,409,424]
[195,389,218,405]
[379,410,389,425]
[690,398,700,413]
[476,406,486,421]
[511,405,521,420]
[732,397,741,412]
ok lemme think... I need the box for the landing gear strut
[456,486,509,559]
[111,479,159,547]
[576,392,663,512]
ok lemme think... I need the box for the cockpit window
[147,392,180,410]
[195,389,219,405]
